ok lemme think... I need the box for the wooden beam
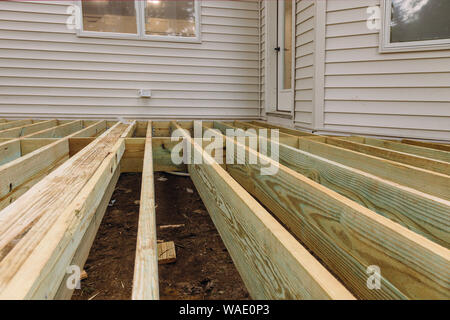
[132,121,159,300]
[21,139,59,156]
[213,123,449,299]
[25,120,83,139]
[321,137,449,175]
[249,121,316,137]
[0,120,33,132]
[68,120,107,138]
[0,122,129,299]
[68,137,95,157]
[402,139,450,152]
[236,121,450,201]
[0,140,21,166]
[0,120,58,139]
[54,165,120,300]
[0,139,69,211]
[173,122,354,300]
[337,136,450,163]
[213,122,450,249]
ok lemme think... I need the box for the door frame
[264,0,295,117]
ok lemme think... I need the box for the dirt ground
[72,172,249,300]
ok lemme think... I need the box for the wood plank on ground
[157,241,176,265]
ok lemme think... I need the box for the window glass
[283,0,292,90]
[390,0,450,43]
[81,0,137,34]
[144,0,196,37]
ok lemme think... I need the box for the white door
[276,0,294,112]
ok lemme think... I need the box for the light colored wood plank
[54,165,120,300]
[214,124,450,299]
[322,137,450,175]
[402,139,450,152]
[132,121,159,300]
[0,120,58,139]
[0,122,129,299]
[0,120,33,132]
[25,120,83,139]
[0,140,21,166]
[214,122,450,248]
[343,136,450,163]
[175,122,354,300]
[68,120,107,138]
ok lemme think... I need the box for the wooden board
[214,121,450,249]
[132,122,159,300]
[216,127,450,299]
[0,120,58,139]
[175,122,354,300]
[402,139,450,152]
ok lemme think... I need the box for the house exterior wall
[261,0,450,141]
[0,0,261,120]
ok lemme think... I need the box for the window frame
[76,0,202,43]
[380,0,450,53]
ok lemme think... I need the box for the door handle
[274,46,281,52]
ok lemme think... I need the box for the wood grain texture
[219,130,450,300]
[402,139,450,152]
[0,120,58,139]
[0,122,128,299]
[344,137,450,163]
[132,122,159,300]
[54,165,120,300]
[176,122,355,300]
[0,120,33,132]
[25,120,84,139]
[214,121,450,249]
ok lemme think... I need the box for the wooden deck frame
[209,121,449,300]
[0,118,447,300]
[234,121,450,201]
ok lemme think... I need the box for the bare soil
[72,172,249,300]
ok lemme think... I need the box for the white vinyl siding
[294,0,315,129]
[0,0,260,120]
[323,0,450,140]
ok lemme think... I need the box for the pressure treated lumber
[173,122,355,300]
[0,139,69,211]
[402,139,450,152]
[319,136,449,175]
[132,121,159,300]
[0,122,129,299]
[0,120,33,131]
[237,122,450,200]
[54,165,120,300]
[336,136,450,163]
[214,122,450,248]
[25,120,84,139]
[214,125,450,299]
[0,120,58,139]
[68,120,107,138]
[157,241,176,265]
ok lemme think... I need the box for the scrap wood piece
[159,224,185,230]
[80,270,88,281]
[157,241,176,265]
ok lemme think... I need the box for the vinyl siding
[0,0,261,120]
[294,0,315,129]
[323,0,450,141]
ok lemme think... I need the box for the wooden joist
[132,121,159,300]
[236,121,450,201]
[0,120,33,132]
[0,122,130,299]
[0,120,58,139]
[173,122,355,300]
[401,139,450,152]
[214,121,450,248]
[26,120,84,139]
[211,122,449,299]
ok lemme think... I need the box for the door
[276,0,294,112]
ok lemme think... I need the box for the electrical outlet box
[139,89,152,98]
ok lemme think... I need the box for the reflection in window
[81,0,137,34]
[390,0,450,43]
[145,0,196,37]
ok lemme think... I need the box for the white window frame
[380,0,450,53]
[76,0,201,43]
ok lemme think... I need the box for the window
[380,0,450,52]
[78,0,201,42]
